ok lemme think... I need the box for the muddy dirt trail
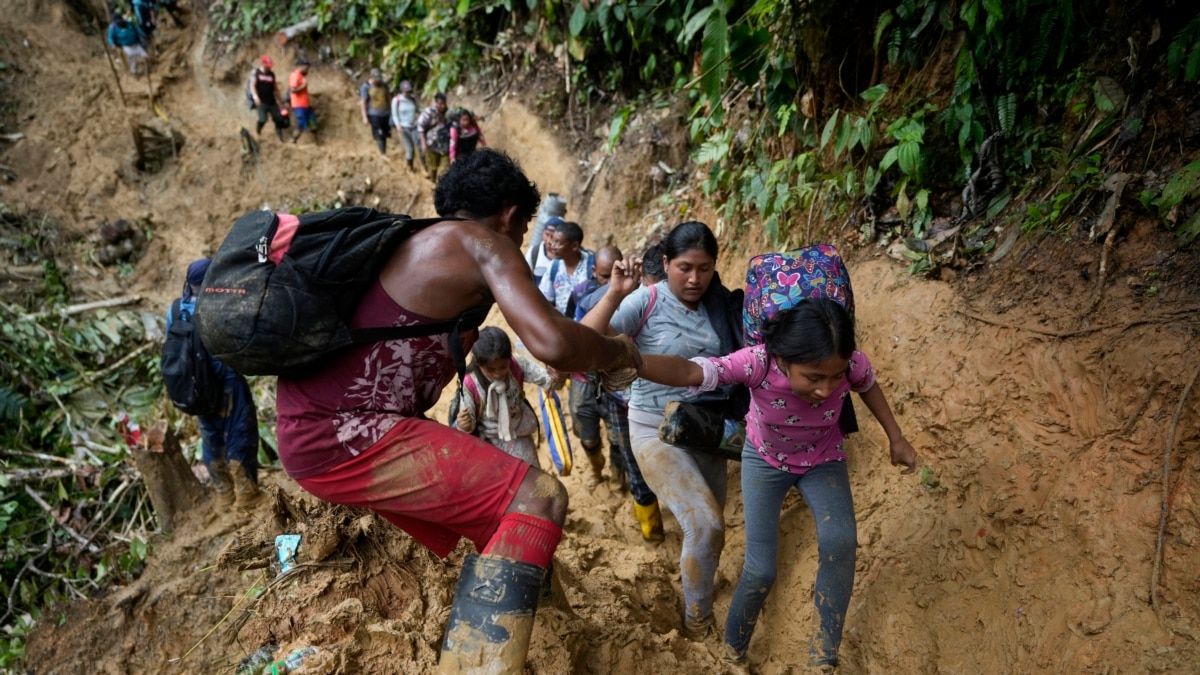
[6,5,1200,674]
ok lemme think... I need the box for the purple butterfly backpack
[743,244,854,346]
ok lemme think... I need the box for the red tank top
[277,281,477,479]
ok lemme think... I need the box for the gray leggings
[629,418,727,626]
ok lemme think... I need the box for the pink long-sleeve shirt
[690,344,876,473]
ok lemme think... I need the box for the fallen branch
[1150,364,1200,615]
[23,485,102,555]
[274,15,319,45]
[21,295,142,320]
[1,467,76,487]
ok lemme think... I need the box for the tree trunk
[130,424,202,533]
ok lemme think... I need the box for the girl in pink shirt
[638,298,917,671]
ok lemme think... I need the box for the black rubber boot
[438,554,543,674]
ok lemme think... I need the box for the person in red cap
[250,55,286,142]
[390,80,422,171]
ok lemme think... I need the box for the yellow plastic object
[539,389,573,476]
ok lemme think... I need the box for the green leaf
[607,106,633,152]
[859,83,888,102]
[568,4,587,37]
[820,110,840,150]
[699,10,729,108]
[897,141,921,176]
[833,115,852,158]
[729,25,769,87]
[679,6,716,45]
[1187,44,1200,82]
[130,537,147,561]
[881,145,899,170]
[915,188,930,213]
[874,11,894,50]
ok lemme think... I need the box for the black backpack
[195,207,487,377]
[162,299,224,415]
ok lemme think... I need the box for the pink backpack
[743,245,854,346]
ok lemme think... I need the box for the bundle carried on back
[196,207,485,377]
[743,244,854,345]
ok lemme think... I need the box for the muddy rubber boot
[582,444,605,490]
[632,499,665,542]
[438,554,543,674]
[209,459,235,510]
[406,157,414,170]
[229,460,264,512]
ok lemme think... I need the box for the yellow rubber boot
[633,500,664,542]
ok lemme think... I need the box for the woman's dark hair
[661,221,718,262]
[762,299,856,365]
[434,149,540,224]
[468,327,513,379]
[641,243,666,281]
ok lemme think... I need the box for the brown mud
[5,4,1200,674]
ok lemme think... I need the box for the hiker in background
[572,246,661,539]
[456,327,560,467]
[275,149,642,673]
[636,300,917,670]
[530,217,561,287]
[449,109,487,164]
[359,69,391,155]
[251,55,287,142]
[538,220,593,317]
[526,193,567,285]
[131,0,156,41]
[106,12,148,79]
[288,58,316,143]
[391,80,422,171]
[580,221,744,640]
[167,258,263,512]
[416,91,449,180]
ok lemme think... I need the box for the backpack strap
[511,356,525,386]
[349,304,488,380]
[463,371,482,403]
[631,284,658,340]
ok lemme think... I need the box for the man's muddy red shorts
[294,416,530,558]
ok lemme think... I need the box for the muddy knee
[510,469,569,526]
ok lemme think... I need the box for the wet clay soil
[8,5,1200,674]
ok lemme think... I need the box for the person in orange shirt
[289,58,316,143]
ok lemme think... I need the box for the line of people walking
[243,58,486,181]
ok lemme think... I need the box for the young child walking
[637,298,918,671]
[455,327,558,467]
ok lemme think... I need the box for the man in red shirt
[288,58,315,143]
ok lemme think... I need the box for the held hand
[890,437,917,474]
[608,259,643,297]
[456,408,475,434]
